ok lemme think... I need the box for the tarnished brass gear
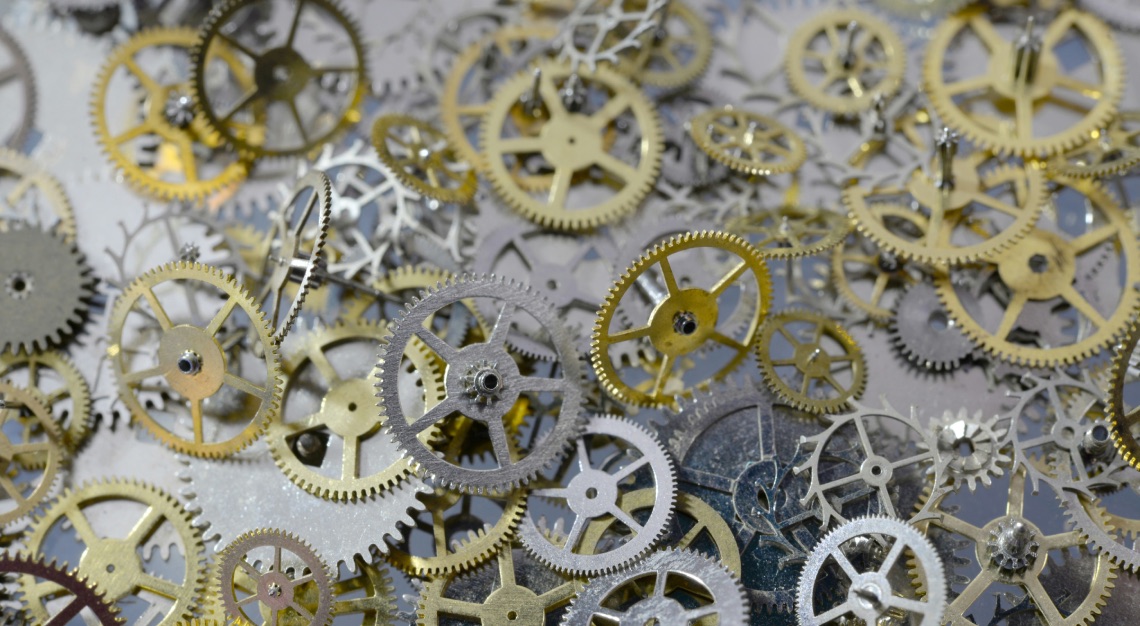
[22,479,206,625]
[90,27,251,201]
[481,59,663,232]
[784,9,906,116]
[107,262,282,458]
[0,554,122,625]
[217,528,333,626]
[0,380,63,527]
[726,204,851,259]
[371,114,478,205]
[756,309,867,414]
[1109,317,1140,470]
[0,148,77,242]
[619,0,713,90]
[0,348,91,453]
[688,106,807,176]
[1051,111,1140,179]
[591,230,772,408]
[831,208,925,321]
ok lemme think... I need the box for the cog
[0,348,92,453]
[831,210,924,322]
[688,106,807,176]
[922,408,1012,492]
[0,26,35,150]
[371,114,477,205]
[726,204,851,259]
[1051,111,1140,179]
[0,553,120,625]
[0,380,64,528]
[1109,315,1140,470]
[217,528,334,626]
[618,0,713,90]
[888,281,976,372]
[0,148,76,241]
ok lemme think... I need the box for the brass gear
[725,204,851,259]
[0,380,63,527]
[371,114,478,205]
[0,348,91,453]
[107,262,282,458]
[21,479,206,625]
[619,0,713,90]
[935,177,1140,367]
[90,27,251,201]
[923,6,1125,158]
[844,155,1047,266]
[217,528,333,626]
[481,59,663,232]
[189,0,368,158]
[0,148,77,242]
[831,210,925,322]
[1109,317,1140,470]
[591,230,772,408]
[756,309,867,414]
[1051,111,1140,179]
[784,9,906,116]
[688,106,807,176]
[266,319,444,501]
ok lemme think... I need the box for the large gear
[922,408,1012,493]
[1060,464,1140,573]
[689,106,807,176]
[481,59,663,232]
[0,26,35,150]
[371,114,478,206]
[1079,0,1140,32]
[888,281,976,372]
[0,380,64,527]
[216,528,334,626]
[21,479,206,625]
[0,227,94,354]
[0,348,92,454]
[1110,316,1140,470]
[0,553,121,625]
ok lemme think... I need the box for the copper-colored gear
[688,106,807,176]
[371,114,478,205]
[216,528,333,626]
[725,204,851,259]
[0,553,122,624]
[1109,316,1140,470]
[756,309,867,414]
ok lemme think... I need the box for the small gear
[689,106,807,176]
[553,0,668,72]
[831,221,923,322]
[888,281,975,372]
[0,348,92,453]
[1060,472,1140,573]
[371,114,477,205]
[1051,111,1140,178]
[0,227,95,354]
[784,9,906,116]
[0,554,121,625]
[217,528,334,626]
[756,308,867,415]
[0,380,64,527]
[726,204,851,259]
[618,0,713,90]
[923,408,1012,492]
[656,88,731,188]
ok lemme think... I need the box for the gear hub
[987,518,1040,571]
[463,359,505,403]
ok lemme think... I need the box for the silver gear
[889,281,975,372]
[0,25,34,150]
[796,515,947,626]
[376,274,585,494]
[554,0,668,72]
[658,87,731,187]
[518,414,676,577]
[562,548,749,625]
[922,408,1012,493]
[1060,460,1140,573]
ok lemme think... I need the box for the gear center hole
[1091,424,1109,442]
[956,438,975,457]
[585,487,598,499]
[1028,253,1049,273]
[507,610,518,620]
[927,310,949,332]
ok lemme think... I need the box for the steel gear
[1060,471,1140,574]
[0,348,92,453]
[371,114,478,206]
[784,9,906,116]
[689,106,807,176]
[554,0,668,72]
[518,415,677,576]
[0,380,63,527]
[796,515,947,626]
[923,6,1125,158]
[889,281,976,372]
[217,528,334,626]
[90,27,251,201]
[924,408,1012,492]
[0,148,76,241]
[107,261,282,458]
[376,274,585,494]
[756,309,867,415]
[189,0,368,158]
[830,219,923,322]
[21,479,206,625]
[0,227,94,354]
[0,26,35,150]
[0,553,121,625]
[1110,316,1140,470]
[619,0,713,90]
[561,548,749,625]
[726,205,851,260]
[935,177,1140,368]
[481,59,663,232]
[592,231,772,408]
[1051,111,1140,179]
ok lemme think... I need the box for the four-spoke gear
[217,528,334,626]
[372,114,477,205]
[689,106,807,177]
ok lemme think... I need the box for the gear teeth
[1109,316,1140,471]
[0,552,123,624]
[216,528,334,626]
[755,308,866,414]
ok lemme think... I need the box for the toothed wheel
[0,554,121,625]
[889,281,975,372]
[217,528,334,626]
[0,380,64,527]
[922,408,1012,492]
[756,309,867,415]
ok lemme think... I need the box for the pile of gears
[1,0,1140,623]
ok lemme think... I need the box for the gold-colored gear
[217,528,334,626]
[936,177,1140,367]
[688,106,807,176]
[226,221,335,316]
[591,230,772,408]
[620,0,713,90]
[1109,317,1140,470]
[725,205,851,259]
[90,28,251,201]
[831,208,925,321]
[21,479,206,625]
[189,0,368,159]
[1051,111,1140,178]
[371,114,478,205]
[784,9,906,116]
[0,348,91,453]
[0,148,76,242]
[481,59,663,232]
[266,319,445,501]
[0,380,63,526]
[923,6,1125,158]
[844,155,1047,266]
[107,261,282,458]
[755,309,867,414]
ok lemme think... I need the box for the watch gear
[0,348,92,453]
[784,9,906,116]
[0,148,76,241]
[831,220,923,322]
[1060,465,1140,573]
[0,26,35,150]
[0,380,63,527]
[888,281,976,372]
[553,0,668,72]
[0,553,121,625]
[217,528,334,626]
[656,87,731,188]
[0,226,95,354]
[1110,316,1140,470]
[755,308,867,415]
[619,0,713,90]
[688,106,807,176]
[923,408,1012,493]
[481,59,663,232]
[107,261,282,458]
[371,114,477,206]
[1051,111,1140,179]
[725,204,851,260]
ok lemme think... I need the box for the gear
[0,26,35,150]
[889,281,976,372]
[935,177,1140,368]
[656,87,731,187]
[21,479,206,625]
[90,27,251,201]
[267,319,444,501]
[189,0,368,158]
[340,264,486,341]
[0,553,121,625]
[592,231,772,408]
[1051,111,1140,178]
[562,548,749,625]
[217,528,334,626]
[0,348,92,453]
[481,59,663,232]
[518,415,677,576]
[1110,316,1140,470]
[784,9,906,116]
[689,106,807,176]
[0,148,76,241]
[756,309,867,415]
[1060,467,1140,573]
[554,0,668,72]
[107,261,282,458]
[830,209,923,322]
[371,114,477,205]
[0,227,94,354]
[376,274,585,494]
[797,515,946,626]
[0,380,63,527]
[923,6,1125,158]
[619,0,713,90]
[726,204,851,259]
[923,408,1012,492]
